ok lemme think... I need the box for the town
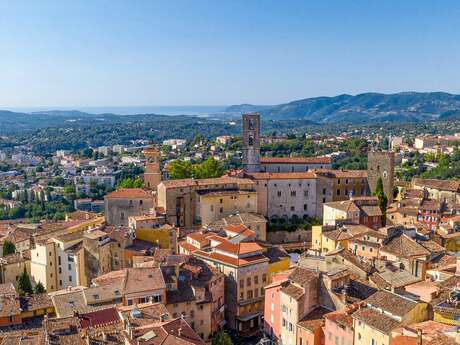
[0,112,459,345]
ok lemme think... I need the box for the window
[304,204,307,211]
[220,198,223,204]
[262,274,267,282]
[239,280,244,288]
[304,190,308,197]
[58,256,61,265]
[68,263,71,270]
[291,191,296,197]
[277,191,282,197]
[323,188,326,195]
[190,310,195,318]
[210,205,214,212]
[219,207,223,213]
[337,189,341,196]
[127,299,133,306]
[290,206,295,211]
[289,322,293,332]
[254,289,258,298]
[254,275,258,284]
[69,275,72,282]
[247,290,253,299]
[247,277,251,286]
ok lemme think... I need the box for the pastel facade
[104,188,155,226]
[157,176,256,228]
[260,156,332,173]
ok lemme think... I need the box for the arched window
[248,136,254,146]
[248,119,254,130]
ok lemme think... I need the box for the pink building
[404,280,440,302]
[263,272,290,342]
[323,305,357,345]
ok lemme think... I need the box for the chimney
[416,329,422,345]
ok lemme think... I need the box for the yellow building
[157,176,256,228]
[197,189,258,225]
[265,246,290,283]
[135,224,177,252]
[353,291,429,345]
[67,216,105,233]
[437,218,460,252]
[312,224,371,254]
[0,252,31,285]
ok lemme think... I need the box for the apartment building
[157,176,256,228]
[323,196,382,230]
[30,231,85,292]
[352,291,429,345]
[193,237,269,335]
[93,267,166,306]
[412,177,460,210]
[104,188,155,226]
[161,257,225,341]
[247,172,319,219]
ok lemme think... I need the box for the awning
[236,312,261,322]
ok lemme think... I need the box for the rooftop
[260,156,331,164]
[105,188,153,199]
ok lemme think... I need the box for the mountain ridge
[225,91,460,123]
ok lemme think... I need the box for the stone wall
[367,151,395,202]
[267,229,312,244]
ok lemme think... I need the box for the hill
[225,92,460,124]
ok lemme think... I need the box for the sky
[0,0,459,108]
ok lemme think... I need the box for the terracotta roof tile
[105,188,153,199]
[260,156,331,164]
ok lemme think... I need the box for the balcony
[238,296,264,306]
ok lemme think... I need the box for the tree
[211,331,232,345]
[168,160,193,179]
[33,281,46,294]
[194,157,225,179]
[373,177,388,225]
[2,240,16,256]
[16,269,33,296]
[117,177,144,188]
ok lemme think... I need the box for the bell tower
[143,146,161,190]
[242,112,261,173]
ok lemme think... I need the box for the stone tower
[143,146,162,190]
[367,151,395,202]
[242,113,261,173]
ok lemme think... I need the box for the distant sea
[4,105,228,116]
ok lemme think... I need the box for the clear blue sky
[1,0,459,107]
